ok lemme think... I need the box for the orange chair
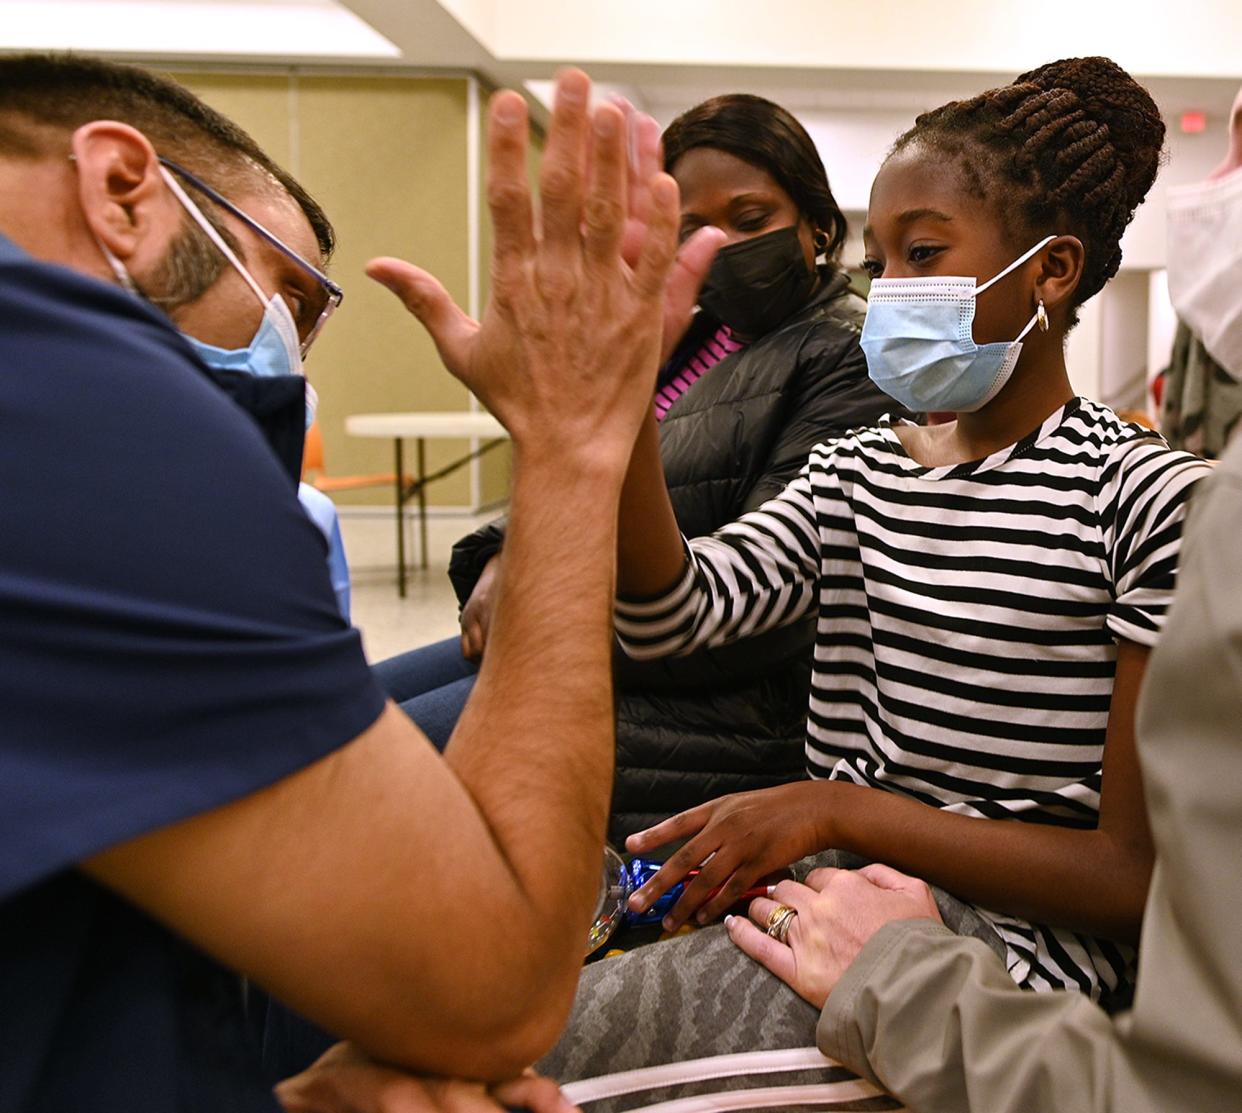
[301,420,410,494]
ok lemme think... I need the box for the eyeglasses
[158,158,343,357]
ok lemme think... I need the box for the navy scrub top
[0,234,386,1112]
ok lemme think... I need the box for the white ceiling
[1,0,1238,124]
[359,0,1242,121]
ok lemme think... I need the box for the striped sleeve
[1100,441,1212,646]
[615,458,831,660]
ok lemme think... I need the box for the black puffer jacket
[449,270,901,842]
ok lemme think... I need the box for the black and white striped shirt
[616,398,1210,999]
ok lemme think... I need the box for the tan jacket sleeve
[817,919,1118,1112]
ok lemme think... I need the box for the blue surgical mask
[179,299,318,428]
[94,168,316,428]
[860,236,1056,413]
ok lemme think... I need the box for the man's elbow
[451,994,573,1080]
[360,944,581,1080]
[452,943,581,1077]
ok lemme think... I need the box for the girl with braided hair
[540,61,1213,1092]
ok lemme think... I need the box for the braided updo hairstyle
[892,57,1165,319]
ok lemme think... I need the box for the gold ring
[764,903,789,930]
[765,904,797,944]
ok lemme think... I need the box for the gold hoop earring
[813,229,829,253]
[1037,299,1049,333]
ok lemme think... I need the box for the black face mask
[697,224,817,338]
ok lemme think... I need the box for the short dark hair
[0,52,334,261]
[892,56,1164,319]
[662,93,848,262]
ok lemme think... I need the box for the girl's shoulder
[1067,398,1210,478]
[1061,402,1213,539]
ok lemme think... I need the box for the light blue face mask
[178,311,317,429]
[95,167,317,428]
[860,236,1056,414]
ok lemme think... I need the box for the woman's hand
[726,865,942,1009]
[624,781,834,930]
[460,554,501,662]
[275,1042,576,1113]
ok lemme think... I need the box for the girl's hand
[606,94,719,365]
[623,782,832,930]
[726,865,942,1009]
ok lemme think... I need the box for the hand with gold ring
[726,865,942,1009]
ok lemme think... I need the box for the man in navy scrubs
[0,54,705,1112]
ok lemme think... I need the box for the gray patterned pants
[539,853,1002,1112]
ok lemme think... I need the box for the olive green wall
[172,69,492,508]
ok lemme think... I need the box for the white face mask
[1167,168,1242,381]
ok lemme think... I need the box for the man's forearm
[820,920,1120,1113]
[445,450,625,959]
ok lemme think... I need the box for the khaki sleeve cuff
[816,918,957,1081]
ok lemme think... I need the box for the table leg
[417,437,429,570]
[395,437,406,598]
